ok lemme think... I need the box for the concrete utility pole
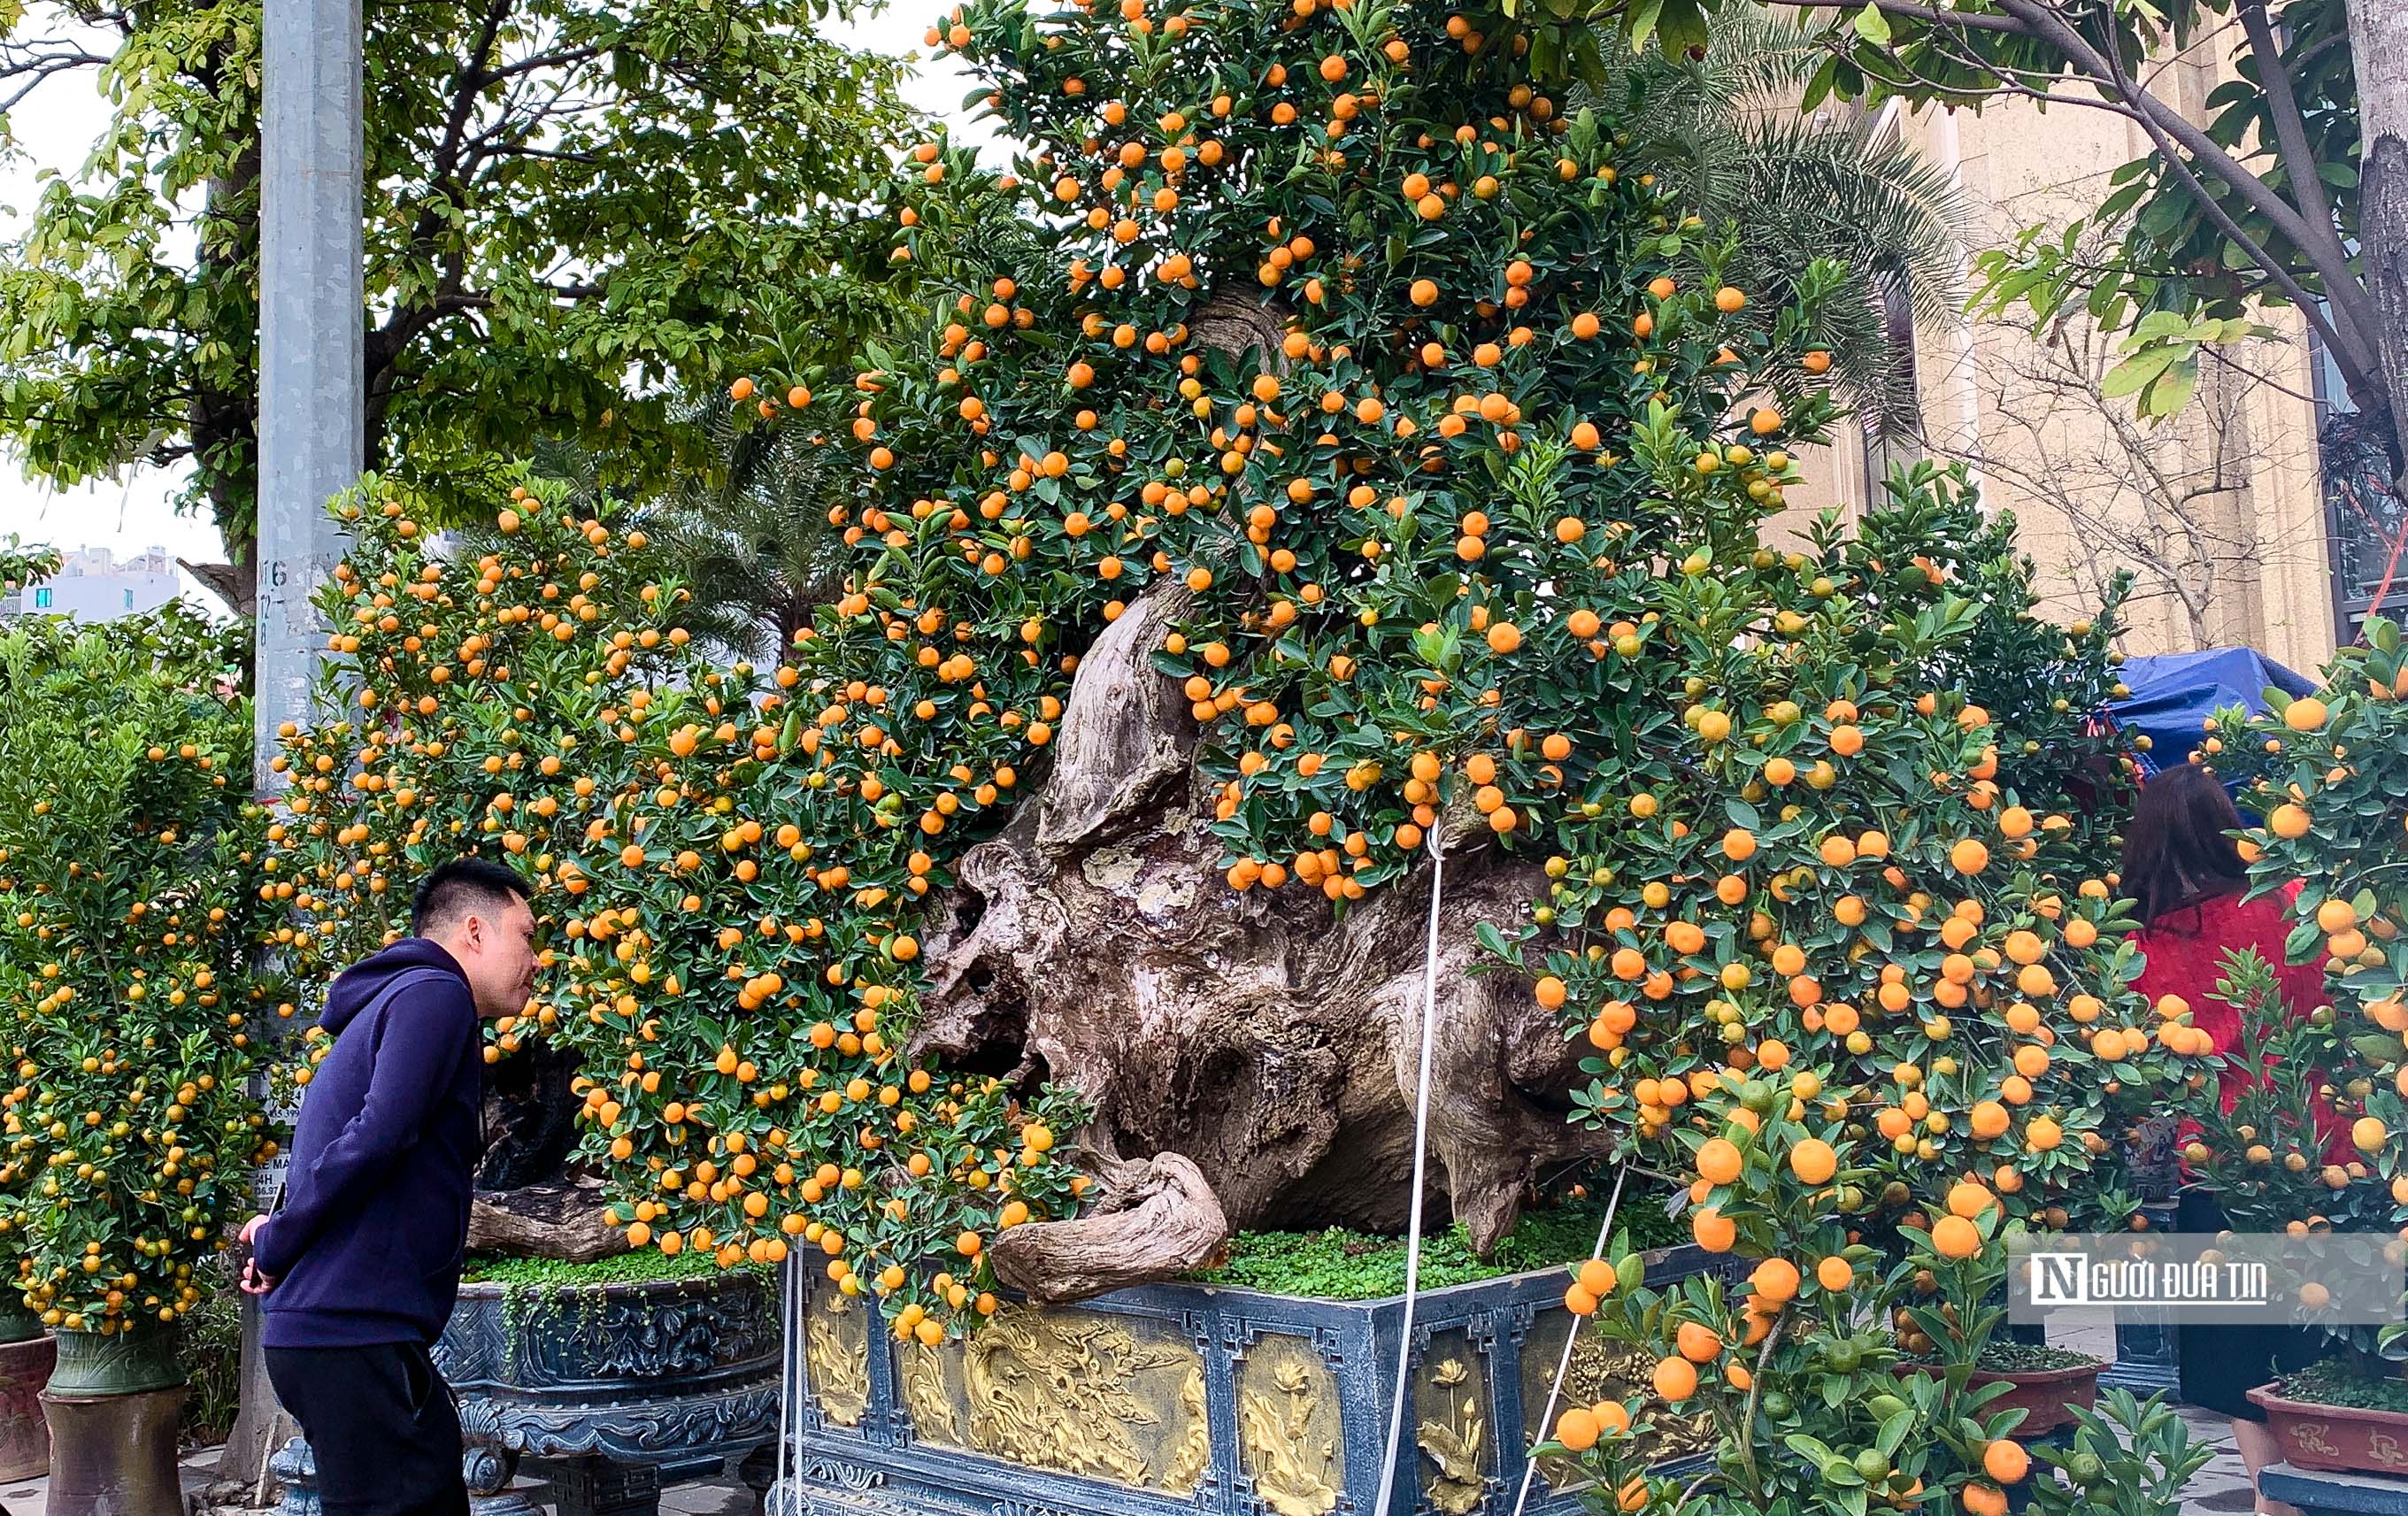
[224,0,363,1484]
[252,0,364,789]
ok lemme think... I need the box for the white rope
[1506,1166,1628,1516]
[1370,826,1447,1516]
[776,1257,799,1515]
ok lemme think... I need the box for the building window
[124,589,135,610]
[1859,263,1924,504]
[2308,319,2405,642]
[31,588,50,610]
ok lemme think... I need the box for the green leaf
[1655,0,1709,53]
[1474,920,1517,962]
[2140,359,2198,419]
[2100,346,2181,400]
[1852,3,1892,46]
[2352,1034,2406,1066]
[2129,310,2192,342]
[1624,0,1664,49]
[1875,1405,1914,1458]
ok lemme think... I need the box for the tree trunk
[988,1153,1230,1302]
[468,1176,631,1264]
[2348,0,2408,479]
[913,583,1603,1299]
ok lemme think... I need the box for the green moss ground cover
[1190,1195,1683,1301]
[2277,1358,2408,1413]
[461,1193,1675,1303]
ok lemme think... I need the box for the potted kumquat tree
[0,608,283,1514]
[2169,621,2408,1476]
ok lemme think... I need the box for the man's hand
[239,1214,277,1296]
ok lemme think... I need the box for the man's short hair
[412,857,531,938]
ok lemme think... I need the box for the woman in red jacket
[2124,762,2334,1516]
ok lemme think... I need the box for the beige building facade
[1779,79,2379,679]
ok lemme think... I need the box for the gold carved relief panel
[894,1302,1208,1493]
[1413,1330,1490,1516]
[1235,1333,1344,1516]
[804,1289,872,1429]
[1518,1308,1715,1489]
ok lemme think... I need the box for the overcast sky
[0,7,989,598]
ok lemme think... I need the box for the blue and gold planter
[432,1269,783,1516]
[782,1243,1730,1516]
[437,1270,782,1465]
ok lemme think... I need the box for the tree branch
[477,142,604,166]
[1777,0,2377,402]
[432,0,515,187]
[483,40,611,85]
[1760,0,2032,35]
[2235,0,2381,360]
[1991,0,2373,388]
[0,46,112,115]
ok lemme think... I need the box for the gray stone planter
[781,1243,1732,1516]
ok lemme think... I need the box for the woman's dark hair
[2119,762,2250,925]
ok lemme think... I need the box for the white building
[0,545,185,621]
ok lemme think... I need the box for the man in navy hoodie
[242,858,536,1516]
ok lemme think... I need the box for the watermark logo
[2008,1233,2404,1326]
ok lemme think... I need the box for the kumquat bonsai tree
[1516,464,2188,1239]
[281,0,2220,1357]
[694,0,2204,1294]
[1538,1085,2210,1516]
[0,609,284,1369]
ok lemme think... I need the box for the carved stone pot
[432,1269,782,1516]
[778,1243,1733,1516]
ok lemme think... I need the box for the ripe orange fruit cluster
[265,483,1089,1332]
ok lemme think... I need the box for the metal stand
[2099,1201,2181,1395]
[544,1457,662,1516]
[738,1445,780,1516]
[466,1443,542,1516]
[271,1436,544,1516]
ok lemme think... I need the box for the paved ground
[0,1448,763,1516]
[2178,1403,2259,1514]
[0,1414,2265,1516]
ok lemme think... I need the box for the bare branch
[483,41,611,85]
[0,44,112,115]
[478,143,604,165]
[432,0,515,186]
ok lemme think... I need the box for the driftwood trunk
[918,583,1599,1301]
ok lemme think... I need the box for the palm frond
[1573,4,1973,442]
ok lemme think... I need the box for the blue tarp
[2107,646,2317,773]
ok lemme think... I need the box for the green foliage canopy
[0,0,916,585]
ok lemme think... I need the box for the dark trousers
[2172,1187,2329,1420]
[266,1342,470,1516]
